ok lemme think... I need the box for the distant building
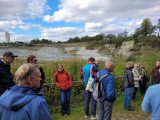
[5,32,10,43]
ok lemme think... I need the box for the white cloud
[0,0,48,20]
[44,0,160,22]
[43,0,160,36]
[0,0,48,42]
[40,27,84,41]
[85,22,102,30]
[11,33,32,42]
[0,0,160,42]
[40,27,99,41]
[0,20,40,31]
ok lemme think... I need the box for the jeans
[98,100,113,120]
[60,89,71,114]
[124,87,134,109]
[84,90,96,117]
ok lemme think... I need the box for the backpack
[93,72,110,101]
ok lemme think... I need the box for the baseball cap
[3,51,18,57]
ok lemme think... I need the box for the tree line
[1,18,160,47]
[67,18,160,43]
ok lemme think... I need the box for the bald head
[105,60,115,72]
[95,59,100,65]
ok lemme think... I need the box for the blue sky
[0,0,160,42]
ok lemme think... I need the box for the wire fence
[43,76,124,106]
[44,76,124,86]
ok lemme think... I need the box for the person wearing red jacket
[54,64,72,116]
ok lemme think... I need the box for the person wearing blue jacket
[141,84,160,120]
[98,60,116,120]
[0,63,52,120]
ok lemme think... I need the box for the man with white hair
[98,60,116,120]
[0,63,52,120]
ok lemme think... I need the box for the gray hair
[15,63,38,82]
[105,60,115,72]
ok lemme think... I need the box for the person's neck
[17,81,30,87]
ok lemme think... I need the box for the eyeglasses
[33,59,38,62]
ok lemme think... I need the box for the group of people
[124,61,148,111]
[81,57,116,120]
[0,52,116,120]
[82,59,160,120]
[0,51,52,120]
[142,60,160,120]
[124,60,160,120]
[0,51,74,119]
[1,51,160,120]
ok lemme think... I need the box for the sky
[0,0,160,42]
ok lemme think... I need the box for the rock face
[76,47,111,60]
[0,45,110,61]
[0,41,133,60]
[104,41,134,57]
[64,46,111,60]
[0,46,73,61]
[118,41,134,57]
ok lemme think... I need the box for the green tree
[140,18,155,36]
[93,34,104,41]
[81,36,90,42]
[106,34,116,39]
[74,37,80,42]
[133,28,141,38]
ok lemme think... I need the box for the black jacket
[0,59,15,87]
[151,66,160,85]
[124,68,134,88]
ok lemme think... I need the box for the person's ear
[28,76,34,82]
[25,76,32,86]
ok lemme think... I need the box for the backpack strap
[99,73,110,82]
[90,64,93,78]
[97,72,99,78]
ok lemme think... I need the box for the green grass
[113,93,150,120]
[11,54,157,120]
[12,52,160,82]
[52,105,84,120]
[52,93,150,120]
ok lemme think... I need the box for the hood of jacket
[0,86,39,111]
